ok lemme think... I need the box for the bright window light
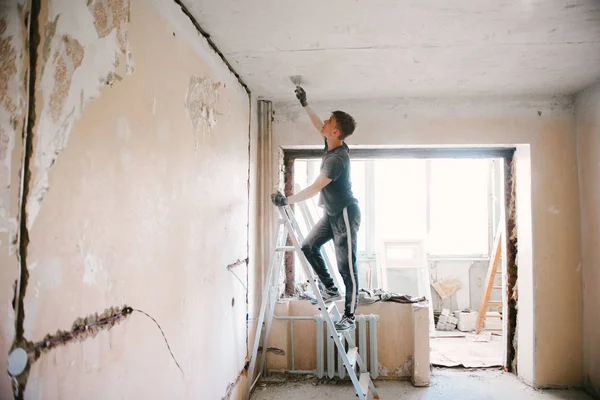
[428,159,490,256]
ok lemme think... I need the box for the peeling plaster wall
[575,82,600,398]
[0,1,27,396]
[272,96,583,388]
[0,0,254,398]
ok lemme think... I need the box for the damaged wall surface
[575,81,600,398]
[272,96,583,388]
[1,0,254,398]
[0,0,28,396]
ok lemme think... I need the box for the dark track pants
[301,203,361,317]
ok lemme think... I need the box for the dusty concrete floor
[250,369,593,400]
[430,332,503,367]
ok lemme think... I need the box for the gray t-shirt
[319,140,358,216]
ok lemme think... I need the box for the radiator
[317,314,379,379]
[271,313,379,379]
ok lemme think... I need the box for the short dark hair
[331,110,356,140]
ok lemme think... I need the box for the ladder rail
[244,221,286,400]
[475,224,503,334]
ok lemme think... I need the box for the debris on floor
[250,369,595,400]
[469,331,493,342]
[430,332,503,368]
[436,308,458,331]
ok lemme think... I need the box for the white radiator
[271,313,379,379]
[317,314,379,379]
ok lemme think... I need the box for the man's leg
[332,203,361,329]
[301,215,339,295]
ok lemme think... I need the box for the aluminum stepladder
[245,204,380,400]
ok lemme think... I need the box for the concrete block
[457,320,475,332]
[455,311,478,323]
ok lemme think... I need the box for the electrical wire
[133,309,185,377]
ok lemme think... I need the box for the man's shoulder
[323,151,348,164]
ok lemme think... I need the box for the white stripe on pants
[342,207,357,314]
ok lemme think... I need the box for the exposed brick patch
[283,154,294,296]
[504,156,518,372]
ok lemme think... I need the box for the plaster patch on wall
[378,361,411,377]
[31,258,63,291]
[0,5,25,241]
[27,0,134,230]
[87,0,133,74]
[83,252,108,287]
[49,35,85,121]
[184,76,221,143]
[116,115,130,141]
[548,205,560,215]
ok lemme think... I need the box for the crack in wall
[172,0,250,95]
[226,257,248,270]
[221,367,246,400]
[13,0,40,359]
[10,305,132,398]
[9,305,184,398]
[29,305,132,359]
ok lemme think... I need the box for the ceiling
[183,0,600,101]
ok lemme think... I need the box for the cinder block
[457,320,475,332]
[455,311,478,324]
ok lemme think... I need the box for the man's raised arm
[295,86,323,134]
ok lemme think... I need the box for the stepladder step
[347,347,358,369]
[359,372,370,397]
[275,246,295,251]
[326,302,337,314]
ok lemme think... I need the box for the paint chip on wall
[0,11,25,242]
[185,76,221,141]
[88,0,133,73]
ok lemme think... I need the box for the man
[270,86,360,332]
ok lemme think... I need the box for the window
[293,157,494,260]
[373,159,428,247]
[428,159,490,256]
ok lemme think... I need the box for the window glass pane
[428,159,490,255]
[350,160,366,253]
[374,159,427,244]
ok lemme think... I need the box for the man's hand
[270,191,288,207]
[295,86,323,132]
[295,86,308,107]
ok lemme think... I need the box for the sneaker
[310,287,342,305]
[334,315,356,332]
